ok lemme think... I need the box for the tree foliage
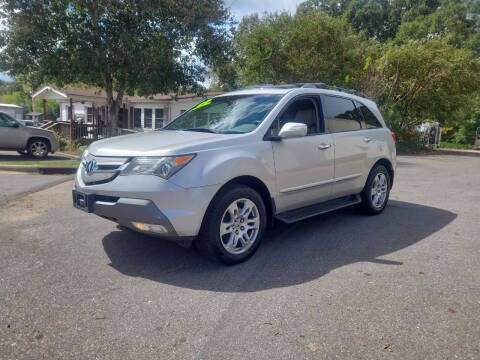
[0,0,233,132]
[234,11,375,87]
[229,1,480,144]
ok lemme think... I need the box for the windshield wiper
[183,128,219,134]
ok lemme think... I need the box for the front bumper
[74,169,218,240]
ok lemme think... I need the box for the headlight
[120,155,195,179]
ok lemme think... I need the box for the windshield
[164,94,283,134]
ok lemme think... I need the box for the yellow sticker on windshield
[188,99,212,112]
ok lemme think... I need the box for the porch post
[42,99,46,122]
[123,103,126,129]
[69,98,73,141]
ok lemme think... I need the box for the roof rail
[236,83,368,98]
[242,84,300,90]
[300,83,368,98]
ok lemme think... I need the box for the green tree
[365,40,480,127]
[0,0,232,134]
[234,11,370,87]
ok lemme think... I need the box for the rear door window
[322,96,362,133]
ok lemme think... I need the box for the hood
[27,127,55,138]
[88,130,236,157]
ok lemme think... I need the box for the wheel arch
[202,175,275,231]
[373,158,394,187]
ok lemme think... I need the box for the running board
[275,194,362,224]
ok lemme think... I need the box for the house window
[144,108,152,128]
[134,108,141,128]
[155,109,164,129]
[87,107,93,123]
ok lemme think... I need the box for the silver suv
[0,113,59,158]
[73,84,396,264]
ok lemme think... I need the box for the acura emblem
[83,159,98,175]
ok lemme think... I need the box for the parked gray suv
[0,112,59,158]
[73,84,396,264]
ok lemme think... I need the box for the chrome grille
[81,154,128,184]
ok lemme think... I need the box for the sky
[225,0,300,21]
[0,1,303,82]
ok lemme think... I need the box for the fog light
[132,222,167,234]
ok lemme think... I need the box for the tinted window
[0,113,17,127]
[357,102,382,129]
[278,98,319,135]
[323,96,362,133]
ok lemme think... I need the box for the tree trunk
[104,75,124,137]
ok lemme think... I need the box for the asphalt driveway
[0,155,479,359]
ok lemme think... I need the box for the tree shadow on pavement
[102,200,456,292]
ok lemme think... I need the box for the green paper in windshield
[188,99,212,112]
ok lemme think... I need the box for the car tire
[359,164,391,215]
[17,150,29,156]
[27,139,49,158]
[196,184,267,265]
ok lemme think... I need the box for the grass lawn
[0,161,80,166]
[439,142,475,150]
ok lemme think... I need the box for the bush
[56,133,67,151]
[382,107,426,153]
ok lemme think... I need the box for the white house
[0,103,26,120]
[32,86,223,130]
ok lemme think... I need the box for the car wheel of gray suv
[359,164,391,215]
[196,184,267,265]
[27,139,49,158]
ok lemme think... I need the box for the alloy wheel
[30,141,47,157]
[371,173,388,208]
[219,198,260,255]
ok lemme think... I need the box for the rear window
[356,102,382,129]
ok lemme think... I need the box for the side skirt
[275,194,362,224]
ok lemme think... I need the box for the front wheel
[28,139,49,158]
[196,185,267,265]
[359,164,391,215]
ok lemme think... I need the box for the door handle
[318,143,331,150]
[363,137,372,143]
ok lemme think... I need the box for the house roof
[33,86,223,103]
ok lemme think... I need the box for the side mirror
[13,122,20,128]
[278,122,307,139]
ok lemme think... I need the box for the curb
[55,152,81,160]
[434,148,480,158]
[0,165,78,174]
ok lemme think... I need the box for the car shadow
[102,200,456,292]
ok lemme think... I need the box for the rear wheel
[359,164,391,215]
[27,139,49,158]
[196,185,267,264]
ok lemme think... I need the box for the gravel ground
[0,154,479,360]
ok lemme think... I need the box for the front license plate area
[72,190,95,213]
